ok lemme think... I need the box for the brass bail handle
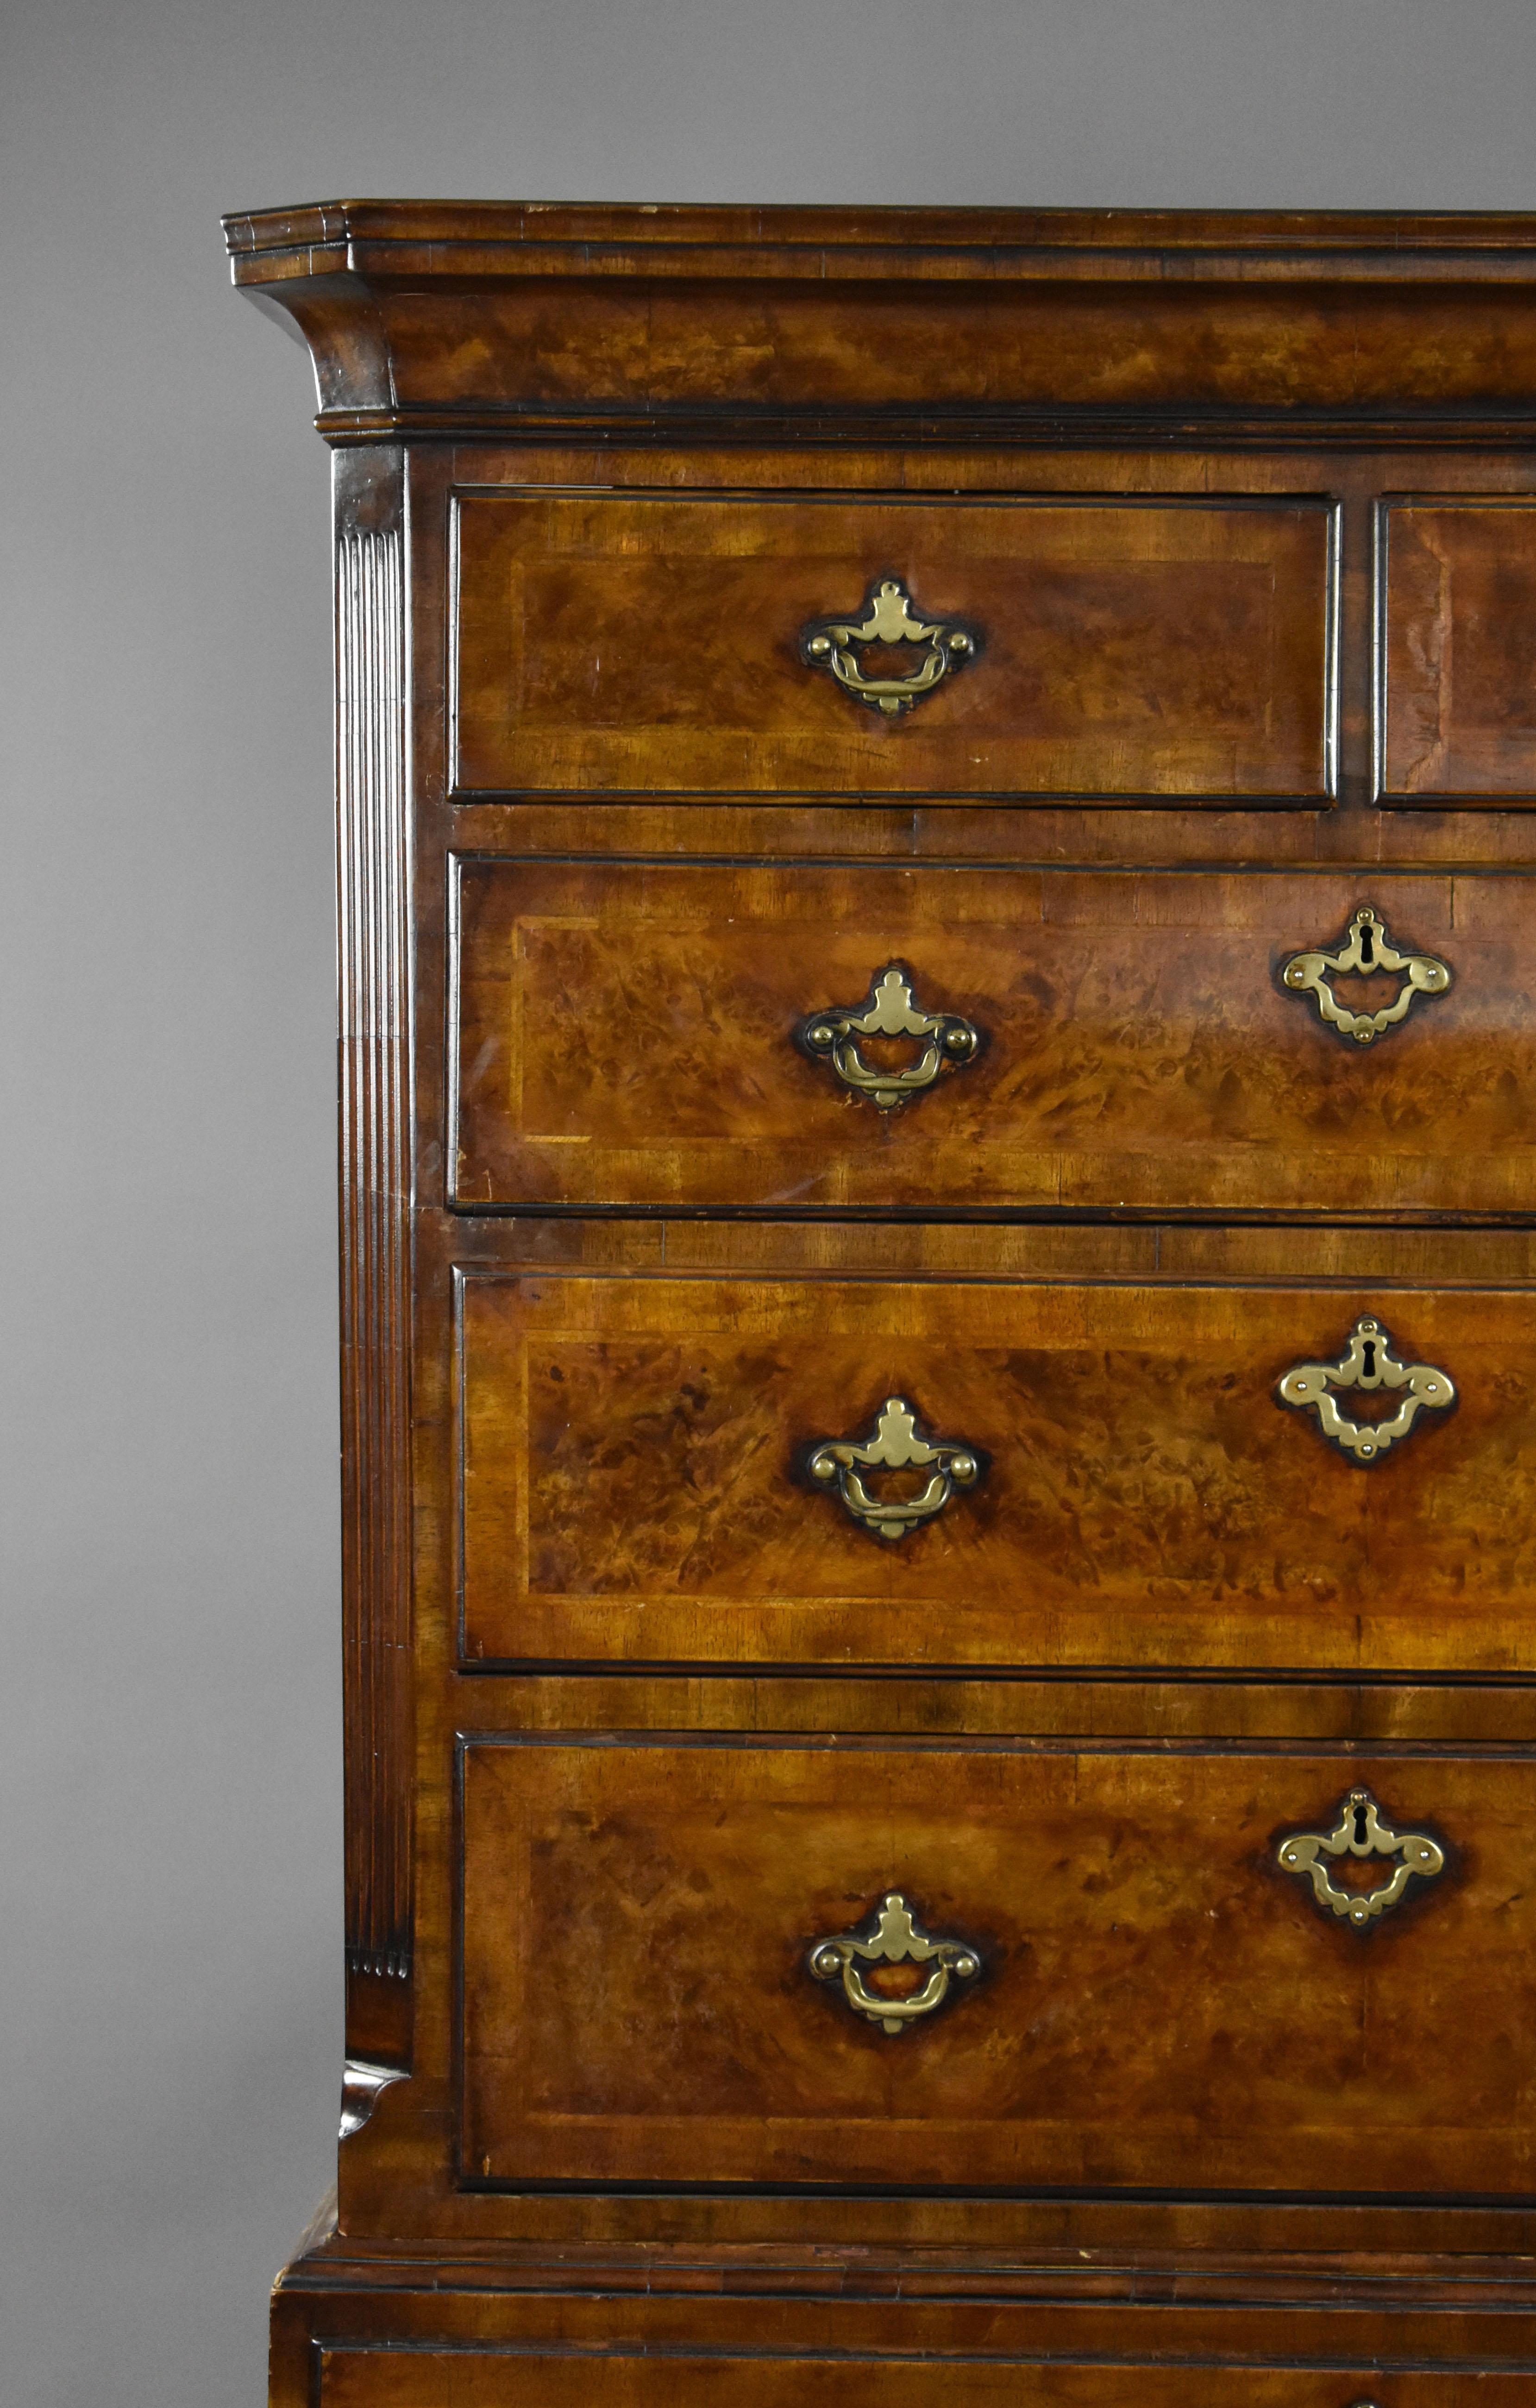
[806,1396,983,1542]
[797,963,982,1112]
[799,577,983,717]
[808,1892,982,2035]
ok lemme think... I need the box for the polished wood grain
[1380,500,1536,803]
[460,1735,1529,2196]
[458,1264,1533,1671]
[451,492,1333,800]
[451,863,1533,1216]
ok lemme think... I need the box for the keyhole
[1361,1339,1377,1377]
[1353,1802,1369,1845]
[1359,922,1375,967]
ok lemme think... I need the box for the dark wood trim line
[316,405,1536,452]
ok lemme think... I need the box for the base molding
[271,2214,1536,2406]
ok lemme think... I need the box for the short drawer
[321,2348,1531,2408]
[1379,497,1536,804]
[450,489,1335,801]
[457,1267,1536,1671]
[450,864,1526,1217]
[460,1736,1533,2197]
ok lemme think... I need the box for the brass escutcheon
[798,577,983,717]
[1281,903,1451,1045]
[806,1396,982,1542]
[1276,1315,1454,1465]
[1277,1788,1446,1928]
[809,1892,982,2034]
[797,963,981,1112]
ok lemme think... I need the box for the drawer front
[451,490,1335,800]
[458,1269,1536,1671]
[460,1737,1533,2195]
[321,2351,1534,2408]
[451,865,1524,1216]
[1379,498,1536,804]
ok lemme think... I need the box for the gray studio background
[5,2,1536,2399]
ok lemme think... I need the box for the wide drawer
[457,1267,1536,1671]
[460,1735,1533,2196]
[321,2349,1533,2408]
[450,489,1335,800]
[450,865,1525,1216]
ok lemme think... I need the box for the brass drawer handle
[1277,1787,1445,1927]
[1277,1315,1454,1465]
[798,577,983,717]
[809,1891,981,2035]
[807,1396,982,1542]
[798,963,981,1112]
[1282,903,1451,1045]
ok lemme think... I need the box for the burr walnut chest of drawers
[226,201,1536,2406]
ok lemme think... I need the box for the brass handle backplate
[806,1395,982,1542]
[1277,1316,1454,1465]
[1282,903,1451,1045]
[797,963,981,1112]
[799,577,983,717]
[1277,1787,1445,1927]
[809,1891,981,2034]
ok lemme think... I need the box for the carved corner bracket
[339,2057,408,2139]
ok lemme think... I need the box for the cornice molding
[225,200,1536,445]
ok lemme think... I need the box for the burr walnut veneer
[226,201,1536,2407]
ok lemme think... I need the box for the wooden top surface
[224,198,1536,280]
